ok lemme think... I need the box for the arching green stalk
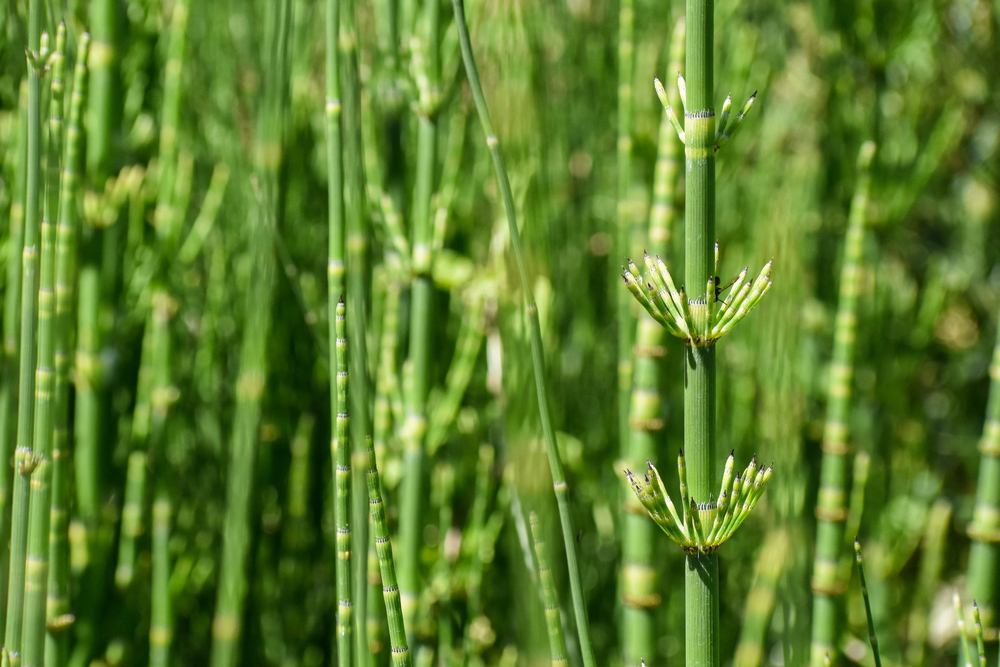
[810,142,875,667]
[621,20,683,667]
[450,5,596,667]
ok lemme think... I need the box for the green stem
[450,6,596,667]
[530,513,568,667]
[46,35,89,667]
[0,79,29,644]
[398,0,443,636]
[615,0,635,459]
[810,142,874,667]
[366,435,411,667]
[335,299,354,667]
[153,0,190,248]
[4,8,46,664]
[968,301,1000,642]
[22,25,67,667]
[340,2,372,660]
[682,0,718,665]
[209,0,287,663]
[621,21,684,667]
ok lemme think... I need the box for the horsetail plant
[617,3,766,667]
[966,302,1000,643]
[529,512,568,667]
[22,25,67,667]
[209,1,287,663]
[810,141,875,667]
[621,20,683,667]
[334,299,354,667]
[4,14,49,666]
[366,433,411,667]
[398,0,447,635]
[47,33,90,667]
[625,451,772,552]
[0,82,29,637]
[854,540,882,667]
[451,4,597,667]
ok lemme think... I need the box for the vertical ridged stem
[46,35,88,667]
[615,0,635,456]
[451,5,597,667]
[335,300,354,667]
[529,513,568,667]
[810,143,874,667]
[0,80,29,642]
[149,290,174,667]
[366,436,412,667]
[208,0,286,664]
[621,22,683,667]
[327,0,345,321]
[733,530,790,667]
[968,303,1000,644]
[398,0,442,636]
[425,299,484,455]
[683,0,717,664]
[340,0,372,659]
[22,26,66,667]
[906,500,952,665]
[854,541,882,667]
[153,0,190,247]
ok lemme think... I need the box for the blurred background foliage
[0,0,999,666]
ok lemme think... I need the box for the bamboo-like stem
[733,530,789,667]
[148,289,175,667]
[0,80,29,642]
[340,0,373,659]
[529,513,568,667]
[21,25,67,667]
[615,0,636,457]
[967,301,1000,647]
[208,0,287,663]
[152,0,190,247]
[621,21,683,667]
[810,142,875,667]
[46,34,89,667]
[335,299,354,667]
[682,0,718,665]
[3,8,46,662]
[327,0,345,314]
[366,435,411,667]
[398,0,444,637]
[450,6,596,667]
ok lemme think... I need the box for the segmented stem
[810,142,875,667]
[335,299,354,667]
[451,5,596,667]
[530,513,568,667]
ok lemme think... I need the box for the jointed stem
[451,5,596,667]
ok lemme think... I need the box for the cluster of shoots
[625,450,773,554]
[654,73,756,152]
[622,244,773,346]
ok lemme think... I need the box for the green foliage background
[0,0,998,666]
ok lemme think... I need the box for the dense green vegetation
[0,0,999,667]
